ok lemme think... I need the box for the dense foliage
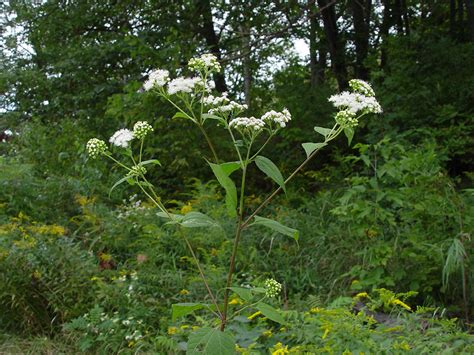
[1,0,473,352]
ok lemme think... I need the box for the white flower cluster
[188,53,221,72]
[264,278,282,298]
[125,330,143,342]
[261,108,292,128]
[109,129,134,148]
[203,93,248,115]
[349,79,375,97]
[86,138,107,158]
[144,69,169,91]
[229,116,265,131]
[328,91,382,115]
[167,77,201,95]
[133,121,154,139]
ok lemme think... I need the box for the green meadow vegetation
[1,1,473,353]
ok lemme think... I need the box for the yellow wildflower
[179,289,190,295]
[310,307,322,314]
[229,297,243,305]
[355,292,369,299]
[321,324,332,339]
[167,327,178,335]
[271,342,290,355]
[180,203,192,214]
[33,270,41,279]
[392,299,412,311]
[180,325,190,330]
[247,311,261,320]
[262,330,273,337]
[99,253,112,262]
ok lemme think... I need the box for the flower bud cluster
[188,53,221,72]
[144,69,169,91]
[349,79,375,97]
[127,165,147,177]
[261,108,292,128]
[109,129,134,148]
[264,278,282,298]
[133,121,154,139]
[335,110,358,127]
[86,138,107,159]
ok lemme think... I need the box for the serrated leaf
[344,127,355,146]
[228,287,252,302]
[172,303,206,322]
[255,156,286,193]
[301,142,327,158]
[251,215,299,241]
[255,302,286,324]
[187,327,235,355]
[180,212,220,229]
[208,162,237,216]
[314,126,334,137]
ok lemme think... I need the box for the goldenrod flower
[247,311,261,320]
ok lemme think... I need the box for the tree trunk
[466,0,474,41]
[450,0,457,36]
[196,0,228,92]
[380,0,391,69]
[401,0,410,35]
[309,3,326,87]
[317,0,348,90]
[351,0,371,80]
[240,23,252,107]
[393,0,404,34]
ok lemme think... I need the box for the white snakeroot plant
[86,52,381,350]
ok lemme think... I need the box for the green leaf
[172,111,191,120]
[314,126,334,137]
[344,127,355,146]
[156,211,182,221]
[228,287,252,302]
[109,175,135,196]
[172,303,205,322]
[301,142,327,158]
[251,215,299,241]
[255,156,286,193]
[208,162,237,216]
[220,161,241,176]
[256,302,286,324]
[180,212,220,229]
[202,113,224,122]
[187,327,235,355]
[138,159,161,167]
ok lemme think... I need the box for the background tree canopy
[0,0,473,352]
